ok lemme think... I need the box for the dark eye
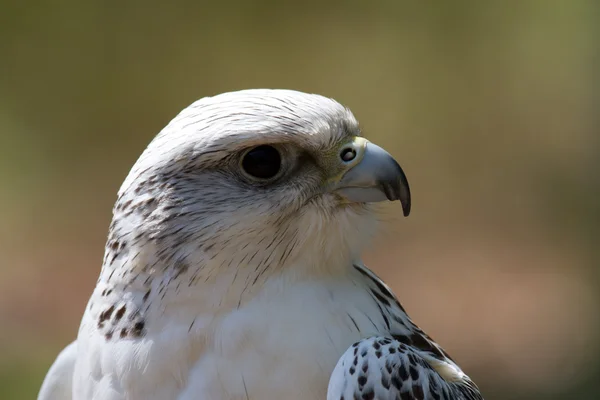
[241,145,282,180]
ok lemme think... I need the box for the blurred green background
[0,1,598,399]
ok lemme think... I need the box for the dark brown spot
[105,331,113,340]
[357,375,367,387]
[115,305,126,321]
[412,383,425,400]
[399,364,408,381]
[409,365,419,381]
[408,354,418,366]
[361,390,374,400]
[132,321,145,337]
[120,328,128,338]
[143,289,151,302]
[99,305,115,323]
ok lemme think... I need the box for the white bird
[38,89,483,400]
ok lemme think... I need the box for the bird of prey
[38,89,483,400]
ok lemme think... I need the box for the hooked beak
[330,139,411,217]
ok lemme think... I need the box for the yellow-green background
[1,1,597,399]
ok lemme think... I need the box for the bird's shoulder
[339,263,483,400]
[352,263,455,362]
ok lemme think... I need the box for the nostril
[340,147,357,162]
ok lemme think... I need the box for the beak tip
[398,167,411,217]
[402,202,411,217]
[397,178,411,217]
[382,181,411,217]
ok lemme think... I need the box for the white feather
[38,341,77,400]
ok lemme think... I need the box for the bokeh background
[1,1,598,399]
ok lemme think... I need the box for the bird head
[105,90,410,286]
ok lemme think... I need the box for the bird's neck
[91,202,374,333]
[93,234,359,324]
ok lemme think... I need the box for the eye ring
[240,145,282,181]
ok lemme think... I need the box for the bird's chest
[179,281,386,400]
[76,278,390,400]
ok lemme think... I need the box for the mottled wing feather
[336,264,484,400]
[328,337,481,400]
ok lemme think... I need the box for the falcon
[38,89,483,399]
